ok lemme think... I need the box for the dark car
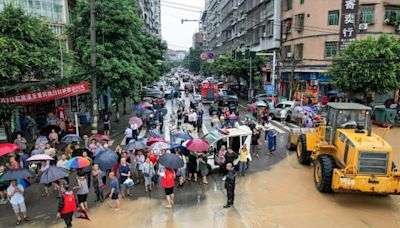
[209,96,238,116]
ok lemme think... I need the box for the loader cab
[325,103,372,144]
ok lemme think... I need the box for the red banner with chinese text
[0,82,90,105]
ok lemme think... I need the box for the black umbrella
[40,125,61,136]
[39,166,69,184]
[1,168,33,180]
[94,150,119,171]
[158,153,184,169]
[72,148,94,159]
[156,108,168,115]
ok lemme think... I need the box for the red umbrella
[93,134,111,141]
[146,138,169,146]
[0,143,20,156]
[185,139,209,152]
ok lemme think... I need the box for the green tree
[68,0,166,118]
[328,35,400,99]
[183,46,203,73]
[0,4,64,87]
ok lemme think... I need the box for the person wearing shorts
[160,168,175,209]
[74,172,89,211]
[109,172,120,211]
[7,180,30,225]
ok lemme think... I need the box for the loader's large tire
[314,155,335,193]
[297,134,311,165]
[286,131,296,150]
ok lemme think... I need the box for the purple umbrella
[303,106,315,113]
[129,117,143,127]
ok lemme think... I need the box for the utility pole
[248,57,253,100]
[90,0,98,135]
[271,50,276,98]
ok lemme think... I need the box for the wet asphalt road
[0,99,292,228]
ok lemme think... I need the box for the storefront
[0,82,90,136]
[280,72,333,103]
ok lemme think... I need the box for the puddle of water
[48,128,400,228]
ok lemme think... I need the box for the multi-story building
[167,49,187,62]
[202,0,281,54]
[137,0,161,37]
[280,0,400,101]
[192,32,204,48]
[0,0,76,38]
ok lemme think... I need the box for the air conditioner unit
[383,18,390,24]
[359,23,368,30]
[262,32,267,38]
[233,6,238,10]
[311,80,318,86]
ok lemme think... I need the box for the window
[328,10,340,26]
[282,45,292,59]
[359,5,375,24]
[295,14,304,32]
[266,20,274,37]
[286,0,292,11]
[283,18,292,34]
[384,8,400,23]
[266,0,274,17]
[300,0,305,4]
[295,43,304,60]
[325,41,338,58]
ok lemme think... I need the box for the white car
[202,126,253,171]
[269,101,301,119]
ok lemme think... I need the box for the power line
[161,0,204,10]
[161,3,202,13]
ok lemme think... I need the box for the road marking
[271,120,290,132]
[238,103,248,110]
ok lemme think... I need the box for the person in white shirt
[131,122,138,140]
[7,180,30,225]
[280,108,287,126]
[188,110,197,130]
[124,126,133,145]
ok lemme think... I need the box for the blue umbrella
[158,153,184,169]
[39,166,69,184]
[1,168,33,180]
[94,150,119,171]
[35,136,48,145]
[175,132,193,140]
[149,129,162,138]
[61,134,83,143]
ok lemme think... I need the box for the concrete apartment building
[280,0,400,100]
[167,49,187,62]
[137,0,161,37]
[202,0,281,54]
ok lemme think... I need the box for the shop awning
[0,81,89,105]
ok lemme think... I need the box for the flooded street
[48,127,400,228]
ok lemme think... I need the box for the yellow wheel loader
[289,103,400,194]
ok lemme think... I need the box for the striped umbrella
[149,129,162,138]
[64,156,91,169]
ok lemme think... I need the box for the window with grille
[283,45,291,59]
[384,9,400,23]
[295,14,304,32]
[295,43,303,60]
[286,0,292,11]
[360,5,375,24]
[325,41,338,58]
[300,0,305,4]
[328,10,339,26]
[266,20,274,37]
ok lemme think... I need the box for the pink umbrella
[129,117,143,127]
[185,139,209,152]
[93,134,111,141]
[27,154,54,161]
[141,102,153,108]
[147,138,169,146]
[0,143,20,157]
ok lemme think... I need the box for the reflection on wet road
[50,104,400,228]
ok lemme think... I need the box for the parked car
[209,96,238,116]
[268,101,301,119]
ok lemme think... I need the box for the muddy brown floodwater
[50,127,400,228]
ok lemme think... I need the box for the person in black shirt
[250,129,260,158]
[224,163,236,208]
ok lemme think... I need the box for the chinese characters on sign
[0,82,90,105]
[339,0,359,51]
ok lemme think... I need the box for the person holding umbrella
[57,184,79,228]
[158,168,175,209]
[7,180,30,225]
